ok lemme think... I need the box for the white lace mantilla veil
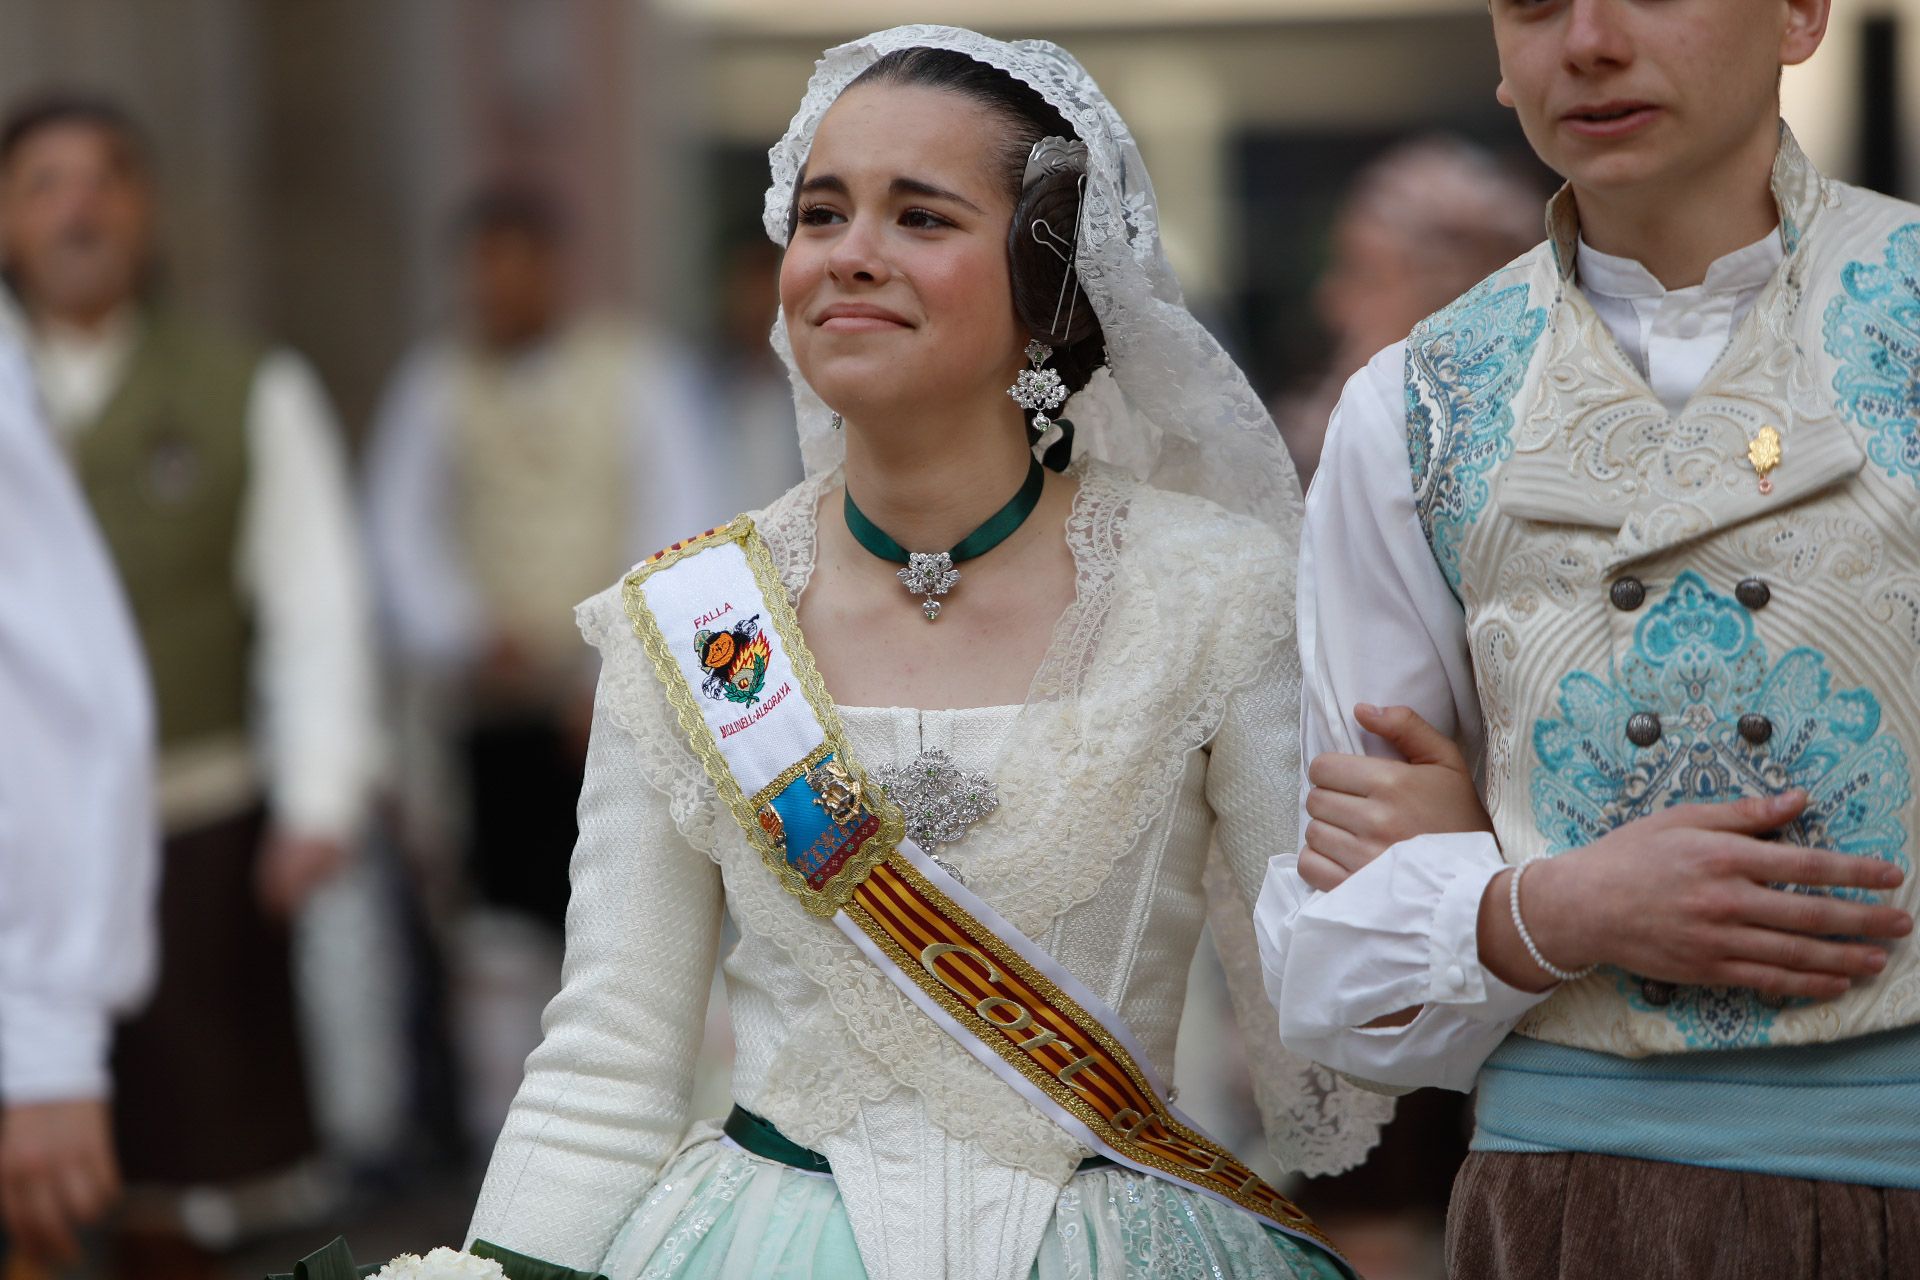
[765,24,1295,533]
[757,25,1392,1177]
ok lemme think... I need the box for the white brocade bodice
[741,702,1206,1278]
[467,462,1385,1280]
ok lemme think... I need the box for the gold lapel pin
[1748,425,1782,495]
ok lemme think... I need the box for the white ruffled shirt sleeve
[0,337,157,1103]
[1253,343,1547,1094]
[240,350,381,839]
[34,327,378,842]
[362,345,489,668]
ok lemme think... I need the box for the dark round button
[1735,578,1771,610]
[1738,714,1774,745]
[1640,979,1676,1007]
[1609,577,1647,611]
[1626,712,1663,747]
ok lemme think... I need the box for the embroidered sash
[621,517,1347,1267]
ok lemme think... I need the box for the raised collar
[1576,228,1784,303]
[1545,122,1826,281]
[1495,126,1861,571]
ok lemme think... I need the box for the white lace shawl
[466,464,1390,1271]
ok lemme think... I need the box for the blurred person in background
[0,93,378,1280]
[1271,137,1542,488]
[0,331,155,1278]
[363,183,719,1157]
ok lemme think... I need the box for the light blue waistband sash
[1471,1023,1920,1189]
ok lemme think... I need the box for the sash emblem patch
[757,753,882,890]
[696,614,770,705]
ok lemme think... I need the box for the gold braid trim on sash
[622,517,902,917]
[847,855,1329,1239]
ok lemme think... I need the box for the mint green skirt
[597,1138,1347,1279]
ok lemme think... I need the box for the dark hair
[453,180,567,246]
[823,48,1107,430]
[0,91,149,170]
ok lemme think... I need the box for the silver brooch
[898,551,961,622]
[873,749,999,871]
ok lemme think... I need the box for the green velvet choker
[843,453,1045,622]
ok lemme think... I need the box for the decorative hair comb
[1022,137,1089,343]
[1022,136,1089,188]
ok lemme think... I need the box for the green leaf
[471,1239,610,1280]
[262,1236,381,1280]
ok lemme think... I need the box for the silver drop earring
[1007,339,1069,432]
[830,411,843,431]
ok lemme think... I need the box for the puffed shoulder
[573,574,639,661]
[1310,340,1416,501]
[570,475,815,665]
[569,533,724,671]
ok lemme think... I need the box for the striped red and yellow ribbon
[848,854,1333,1249]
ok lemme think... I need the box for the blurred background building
[3,0,1909,441]
[0,2,1911,1278]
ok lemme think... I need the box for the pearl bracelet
[1509,858,1597,984]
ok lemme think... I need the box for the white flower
[370,1247,510,1280]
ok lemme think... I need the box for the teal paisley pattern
[1823,221,1920,483]
[1531,572,1912,1048]
[1404,276,1548,593]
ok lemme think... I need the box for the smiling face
[778,81,1026,431]
[1490,0,1828,201]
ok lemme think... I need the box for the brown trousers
[111,807,316,1185]
[1446,1151,1920,1279]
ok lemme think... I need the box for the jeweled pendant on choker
[844,455,1045,621]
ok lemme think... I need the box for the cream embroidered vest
[1407,129,1920,1056]
[452,317,634,668]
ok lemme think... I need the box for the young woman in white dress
[465,26,1384,1280]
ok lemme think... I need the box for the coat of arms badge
[694,614,771,705]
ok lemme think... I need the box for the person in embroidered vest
[363,182,720,1154]
[0,331,156,1274]
[1253,1,1920,1274]
[0,93,378,1278]
[464,26,1389,1280]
